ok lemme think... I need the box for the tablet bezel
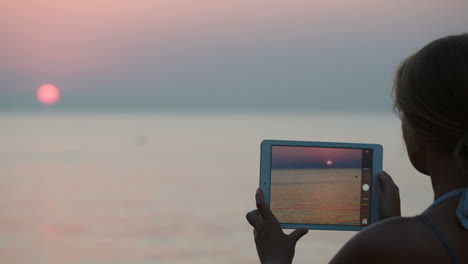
[260,139,383,231]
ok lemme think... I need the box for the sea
[0,111,434,264]
[271,168,362,225]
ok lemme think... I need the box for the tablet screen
[270,146,372,226]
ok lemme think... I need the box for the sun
[37,84,60,105]
[326,160,333,166]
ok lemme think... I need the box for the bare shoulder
[330,216,445,264]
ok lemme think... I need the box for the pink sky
[2,0,462,80]
[1,0,466,109]
[272,146,362,169]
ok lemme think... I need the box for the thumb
[289,228,308,243]
[378,171,397,193]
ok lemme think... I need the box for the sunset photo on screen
[271,146,363,225]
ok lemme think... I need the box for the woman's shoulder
[330,216,448,264]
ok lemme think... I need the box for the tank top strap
[456,188,468,229]
[423,188,467,213]
[416,215,458,264]
[417,187,468,264]
[423,187,468,230]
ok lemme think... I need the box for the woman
[246,33,468,264]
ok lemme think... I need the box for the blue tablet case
[260,140,383,231]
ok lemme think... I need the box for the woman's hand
[378,171,401,220]
[246,188,308,264]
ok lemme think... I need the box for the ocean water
[271,169,362,225]
[0,112,433,264]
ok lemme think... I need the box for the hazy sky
[1,0,467,111]
[272,146,362,169]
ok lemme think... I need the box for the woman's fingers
[253,228,263,247]
[378,171,401,219]
[247,210,264,247]
[379,171,399,193]
[247,189,305,264]
[246,209,262,229]
[289,228,309,243]
[246,188,278,230]
[255,188,276,220]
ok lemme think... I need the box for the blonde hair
[392,33,468,172]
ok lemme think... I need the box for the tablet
[260,140,383,231]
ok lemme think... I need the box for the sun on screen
[326,160,333,166]
[37,84,60,105]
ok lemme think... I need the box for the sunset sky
[1,0,467,110]
[272,146,362,169]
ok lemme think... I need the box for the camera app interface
[270,146,372,226]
